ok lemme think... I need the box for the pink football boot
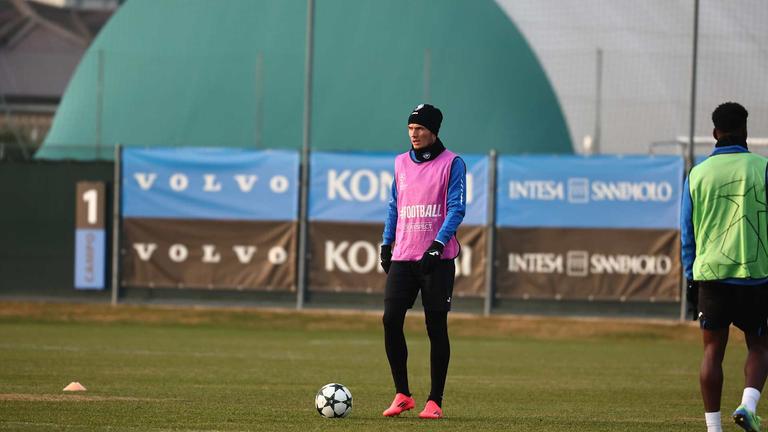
[418,400,443,419]
[382,393,415,417]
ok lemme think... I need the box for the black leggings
[383,301,450,406]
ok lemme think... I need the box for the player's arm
[680,175,696,280]
[435,157,467,246]
[681,175,699,319]
[380,179,398,273]
[382,179,398,246]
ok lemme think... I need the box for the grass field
[0,301,757,431]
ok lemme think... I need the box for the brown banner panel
[456,225,486,297]
[309,222,486,297]
[122,218,296,291]
[495,228,680,301]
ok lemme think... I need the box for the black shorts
[385,260,455,311]
[698,281,768,334]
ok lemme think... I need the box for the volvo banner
[309,151,489,296]
[495,155,684,301]
[121,148,299,291]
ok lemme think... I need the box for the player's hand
[419,241,444,275]
[380,244,392,274]
[686,279,699,320]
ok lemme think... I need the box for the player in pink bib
[380,104,466,419]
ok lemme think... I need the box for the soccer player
[379,104,466,419]
[682,102,768,432]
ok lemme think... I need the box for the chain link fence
[496,0,768,156]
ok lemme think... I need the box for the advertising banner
[309,152,488,225]
[121,148,299,291]
[308,151,488,297]
[122,218,295,290]
[309,223,485,296]
[123,148,298,221]
[496,155,683,229]
[495,227,680,301]
[495,155,684,301]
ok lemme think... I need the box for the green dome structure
[38,0,571,160]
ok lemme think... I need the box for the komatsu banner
[121,148,299,291]
[310,152,488,225]
[308,151,489,296]
[495,155,684,301]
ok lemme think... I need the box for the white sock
[705,411,722,432]
[741,387,761,413]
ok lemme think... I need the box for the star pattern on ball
[315,383,352,418]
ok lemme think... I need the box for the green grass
[0,302,757,431]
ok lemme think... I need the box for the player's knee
[382,307,406,330]
[382,312,395,329]
[424,311,448,338]
[702,341,728,362]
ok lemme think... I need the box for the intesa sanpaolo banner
[495,155,684,301]
[308,151,489,297]
[121,148,299,290]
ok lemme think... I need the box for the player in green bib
[682,102,768,432]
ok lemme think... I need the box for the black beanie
[407,104,442,135]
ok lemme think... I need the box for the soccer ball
[315,383,352,418]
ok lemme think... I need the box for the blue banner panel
[496,155,684,229]
[464,154,489,226]
[309,151,488,225]
[122,148,299,221]
[74,229,106,290]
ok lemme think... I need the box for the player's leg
[731,285,768,431]
[382,299,417,416]
[701,328,729,412]
[733,332,768,431]
[424,309,449,406]
[382,261,418,417]
[418,259,454,419]
[698,282,734,431]
[383,300,410,395]
[743,333,768,392]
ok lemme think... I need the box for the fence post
[110,144,121,306]
[680,0,700,322]
[484,150,497,316]
[297,0,315,309]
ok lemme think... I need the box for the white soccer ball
[315,383,353,418]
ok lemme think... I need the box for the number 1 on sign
[83,189,98,225]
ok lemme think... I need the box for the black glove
[686,279,699,321]
[380,244,392,274]
[419,241,444,275]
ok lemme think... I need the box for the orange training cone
[63,382,87,392]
